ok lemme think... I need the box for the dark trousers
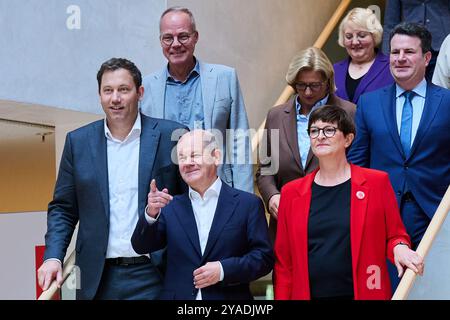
[94,260,163,300]
[388,195,431,294]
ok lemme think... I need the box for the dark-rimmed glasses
[308,126,338,138]
[295,82,325,92]
[160,32,195,46]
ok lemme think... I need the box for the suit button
[397,191,402,196]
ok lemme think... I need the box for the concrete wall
[0,211,47,299]
[0,0,166,114]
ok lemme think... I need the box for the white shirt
[105,113,142,258]
[145,177,224,300]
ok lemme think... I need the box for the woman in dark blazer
[274,105,424,300]
[334,7,394,104]
[256,47,355,240]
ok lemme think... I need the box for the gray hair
[160,6,197,33]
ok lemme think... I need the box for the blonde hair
[338,7,383,47]
[285,47,336,93]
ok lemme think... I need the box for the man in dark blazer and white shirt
[38,58,187,299]
[132,130,273,300]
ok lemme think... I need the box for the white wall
[0,212,47,299]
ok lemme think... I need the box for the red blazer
[274,164,410,300]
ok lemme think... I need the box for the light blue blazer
[140,60,253,193]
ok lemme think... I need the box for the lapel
[335,58,350,101]
[88,120,110,218]
[200,62,216,129]
[173,193,202,258]
[149,68,166,119]
[381,85,405,156]
[201,183,238,261]
[354,51,388,102]
[282,98,302,171]
[408,84,443,159]
[349,165,369,273]
[138,115,161,216]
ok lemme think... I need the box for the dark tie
[400,91,413,157]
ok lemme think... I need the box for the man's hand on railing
[38,260,63,291]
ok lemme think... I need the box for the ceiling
[0,99,102,148]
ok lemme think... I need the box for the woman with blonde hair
[334,7,394,103]
[256,47,355,240]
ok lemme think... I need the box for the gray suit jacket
[140,60,253,193]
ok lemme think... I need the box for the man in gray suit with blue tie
[37,58,187,299]
[141,6,253,193]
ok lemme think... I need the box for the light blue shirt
[164,59,204,129]
[295,94,329,169]
[395,79,427,147]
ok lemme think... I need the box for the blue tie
[400,91,413,157]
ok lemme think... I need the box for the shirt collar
[189,177,222,201]
[166,57,200,83]
[104,112,141,142]
[395,78,427,99]
[295,94,329,116]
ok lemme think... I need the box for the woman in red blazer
[274,105,423,300]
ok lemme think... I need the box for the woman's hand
[268,194,281,220]
[394,244,424,278]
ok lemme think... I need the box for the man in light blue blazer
[38,58,187,299]
[141,6,253,193]
[348,23,450,290]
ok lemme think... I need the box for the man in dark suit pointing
[132,130,273,300]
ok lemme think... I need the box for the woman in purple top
[334,7,394,104]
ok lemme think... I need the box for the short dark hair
[389,22,432,54]
[308,105,355,137]
[97,58,142,93]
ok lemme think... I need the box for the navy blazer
[43,114,187,300]
[334,51,394,104]
[382,0,450,53]
[131,182,274,300]
[348,83,450,219]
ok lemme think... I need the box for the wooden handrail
[251,0,352,153]
[392,185,450,300]
[37,250,76,300]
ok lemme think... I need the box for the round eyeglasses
[308,126,338,138]
[295,82,325,92]
[160,32,195,46]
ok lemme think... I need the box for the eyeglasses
[295,82,325,92]
[308,126,338,138]
[160,32,195,46]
